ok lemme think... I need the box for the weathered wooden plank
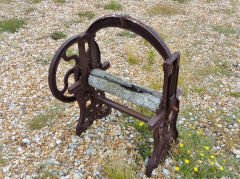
[88,69,162,112]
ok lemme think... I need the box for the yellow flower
[210,162,214,165]
[210,155,215,159]
[204,146,210,150]
[180,143,183,148]
[192,127,196,130]
[139,122,144,126]
[175,167,180,171]
[214,111,217,114]
[188,134,191,136]
[200,153,204,157]
[185,160,189,164]
[194,167,198,172]
[237,119,240,122]
[187,150,190,154]
[215,123,218,126]
[220,167,224,171]
[204,110,206,113]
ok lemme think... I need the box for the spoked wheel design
[48,33,100,103]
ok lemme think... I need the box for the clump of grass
[0,18,25,33]
[191,86,206,94]
[0,0,12,3]
[26,7,35,13]
[147,4,183,16]
[229,91,240,98]
[102,159,135,179]
[199,59,231,77]
[53,0,66,3]
[0,146,6,166]
[224,9,235,15]
[78,11,95,20]
[171,127,237,178]
[104,0,122,11]
[50,31,66,40]
[212,25,237,35]
[148,79,162,91]
[142,49,156,71]
[28,105,65,130]
[117,31,136,38]
[127,55,137,65]
[125,46,138,65]
[32,0,41,3]
[28,114,49,130]
[35,58,49,65]
[147,49,156,65]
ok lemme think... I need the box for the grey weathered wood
[88,69,162,112]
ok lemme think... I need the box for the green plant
[102,159,135,179]
[170,127,237,178]
[78,11,95,20]
[212,25,237,35]
[0,0,12,3]
[147,49,156,65]
[27,104,65,130]
[192,86,206,94]
[32,0,41,3]
[127,55,137,65]
[148,79,162,91]
[147,4,183,16]
[53,0,66,3]
[35,58,49,65]
[117,31,136,38]
[0,18,25,33]
[50,31,66,40]
[26,7,35,13]
[0,145,6,166]
[104,0,122,10]
[229,91,240,98]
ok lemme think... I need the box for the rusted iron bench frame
[48,15,181,177]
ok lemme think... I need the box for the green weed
[148,78,163,91]
[78,11,95,20]
[171,127,237,178]
[147,4,183,16]
[117,31,136,38]
[0,18,25,33]
[50,31,66,40]
[26,7,35,13]
[212,25,237,35]
[104,0,122,11]
[0,145,6,166]
[32,0,41,3]
[229,91,240,98]
[27,105,65,130]
[147,49,156,65]
[53,0,65,3]
[192,86,206,94]
[35,58,49,65]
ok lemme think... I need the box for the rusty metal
[48,15,181,177]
